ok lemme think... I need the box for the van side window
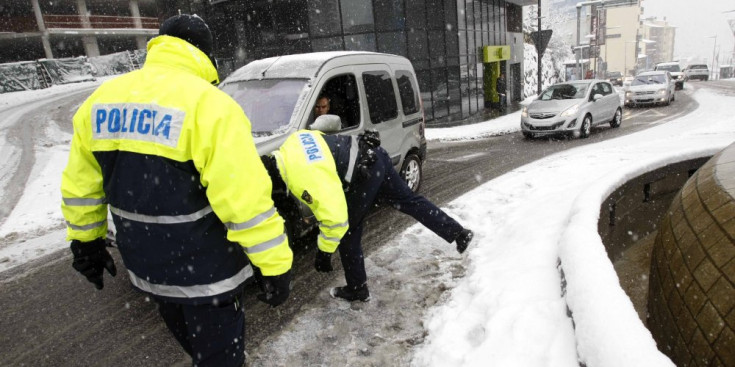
[363,70,398,124]
[396,71,420,115]
[315,74,361,129]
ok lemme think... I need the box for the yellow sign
[483,45,510,63]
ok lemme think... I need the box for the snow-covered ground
[1,80,734,366]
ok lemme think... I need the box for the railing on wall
[43,15,159,29]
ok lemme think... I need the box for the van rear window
[396,71,419,115]
[363,70,398,124]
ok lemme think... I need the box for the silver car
[521,80,623,139]
[624,71,675,107]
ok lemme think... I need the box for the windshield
[220,79,307,136]
[656,65,680,72]
[632,74,667,86]
[690,65,708,70]
[539,83,588,100]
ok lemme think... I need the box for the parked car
[654,62,685,90]
[521,79,623,139]
[624,70,676,107]
[607,71,623,86]
[219,51,427,239]
[684,64,709,81]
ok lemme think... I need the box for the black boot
[330,283,371,302]
[455,228,474,254]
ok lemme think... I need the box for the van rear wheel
[400,154,422,193]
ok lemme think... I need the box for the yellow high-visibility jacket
[272,130,349,253]
[61,35,292,303]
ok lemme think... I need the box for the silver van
[219,51,427,239]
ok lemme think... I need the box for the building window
[309,0,342,37]
[377,32,407,56]
[506,3,522,33]
[344,33,376,51]
[340,0,374,34]
[312,37,343,51]
[374,0,405,32]
[405,0,426,30]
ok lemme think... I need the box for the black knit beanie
[159,14,216,67]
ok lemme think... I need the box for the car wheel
[579,115,592,138]
[664,94,671,106]
[672,92,675,102]
[400,153,422,193]
[610,108,622,128]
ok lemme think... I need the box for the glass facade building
[199,0,524,125]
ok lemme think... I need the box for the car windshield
[656,65,680,72]
[608,72,622,78]
[220,79,308,136]
[690,65,708,70]
[631,74,667,85]
[539,83,588,100]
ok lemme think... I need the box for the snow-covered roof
[221,51,404,84]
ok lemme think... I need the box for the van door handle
[403,117,422,128]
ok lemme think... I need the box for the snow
[1,79,734,366]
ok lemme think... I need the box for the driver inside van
[314,96,330,117]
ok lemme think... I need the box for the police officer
[61,14,293,367]
[261,117,473,302]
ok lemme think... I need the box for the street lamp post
[708,35,718,80]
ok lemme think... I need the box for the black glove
[256,270,292,307]
[359,129,381,150]
[356,147,378,179]
[70,238,117,290]
[314,250,333,273]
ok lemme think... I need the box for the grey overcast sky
[642,0,735,66]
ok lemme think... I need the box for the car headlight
[521,107,528,118]
[560,104,580,117]
[625,91,632,97]
[658,89,667,95]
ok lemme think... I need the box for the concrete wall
[598,158,708,262]
[647,145,735,366]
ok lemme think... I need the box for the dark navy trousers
[338,147,464,289]
[155,294,245,367]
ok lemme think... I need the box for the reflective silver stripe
[344,135,359,183]
[127,264,253,299]
[225,207,276,231]
[109,205,213,224]
[320,220,348,229]
[63,197,106,206]
[319,232,341,243]
[66,219,106,231]
[321,220,348,229]
[242,234,286,255]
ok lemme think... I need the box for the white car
[684,64,709,81]
[624,71,676,107]
[654,62,685,90]
[521,79,623,139]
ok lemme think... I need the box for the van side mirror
[309,114,342,133]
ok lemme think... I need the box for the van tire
[400,154,422,193]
